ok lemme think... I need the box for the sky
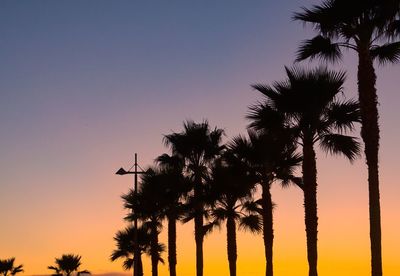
[0,1,399,275]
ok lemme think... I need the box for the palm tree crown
[249,66,360,161]
[163,120,224,172]
[48,254,90,276]
[294,0,400,64]
[0,258,23,276]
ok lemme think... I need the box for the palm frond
[241,200,263,214]
[122,258,134,271]
[293,1,335,25]
[296,36,342,62]
[247,102,287,133]
[371,42,400,64]
[276,172,303,189]
[47,266,60,273]
[293,1,344,36]
[326,99,360,133]
[11,265,24,275]
[202,221,220,236]
[319,133,361,161]
[239,215,262,234]
[211,207,229,222]
[251,84,280,103]
[155,153,184,172]
[180,208,196,224]
[387,19,400,37]
[110,249,129,262]
[286,176,304,190]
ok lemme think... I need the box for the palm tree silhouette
[155,153,190,276]
[123,169,168,276]
[228,130,302,276]
[47,254,90,276]
[111,225,164,276]
[207,153,262,276]
[0,258,24,276]
[294,3,400,274]
[163,120,224,276]
[249,66,361,276]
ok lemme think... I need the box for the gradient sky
[1,1,399,275]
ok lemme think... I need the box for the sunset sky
[1,1,399,276]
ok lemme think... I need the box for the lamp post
[116,153,146,276]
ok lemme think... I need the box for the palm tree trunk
[226,216,237,276]
[134,220,140,276]
[302,136,318,276]
[168,215,177,276]
[138,254,143,276]
[357,43,382,276]
[261,183,274,276]
[194,176,204,276]
[195,213,204,276]
[151,220,159,276]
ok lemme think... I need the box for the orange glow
[2,157,400,276]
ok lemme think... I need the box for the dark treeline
[111,66,361,276]
[111,1,400,276]
[0,255,90,276]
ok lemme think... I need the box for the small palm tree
[48,254,90,276]
[111,225,164,276]
[249,66,361,276]
[163,120,224,276]
[208,155,262,276]
[123,168,168,276]
[228,129,302,276]
[294,3,400,274]
[0,258,23,276]
[155,153,190,276]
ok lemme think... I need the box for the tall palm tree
[111,225,164,276]
[249,66,361,276]
[0,258,23,276]
[123,169,167,276]
[228,129,302,276]
[156,153,190,276]
[48,254,90,276]
[207,154,262,276]
[294,2,400,274]
[163,120,224,276]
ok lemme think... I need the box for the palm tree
[0,258,23,276]
[294,2,400,274]
[111,225,164,276]
[156,153,190,276]
[228,129,302,276]
[163,120,224,276]
[207,154,262,276]
[48,254,90,276]
[123,169,167,276]
[249,66,361,276]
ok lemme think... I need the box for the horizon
[1,1,399,276]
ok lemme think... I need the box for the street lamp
[115,153,146,276]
